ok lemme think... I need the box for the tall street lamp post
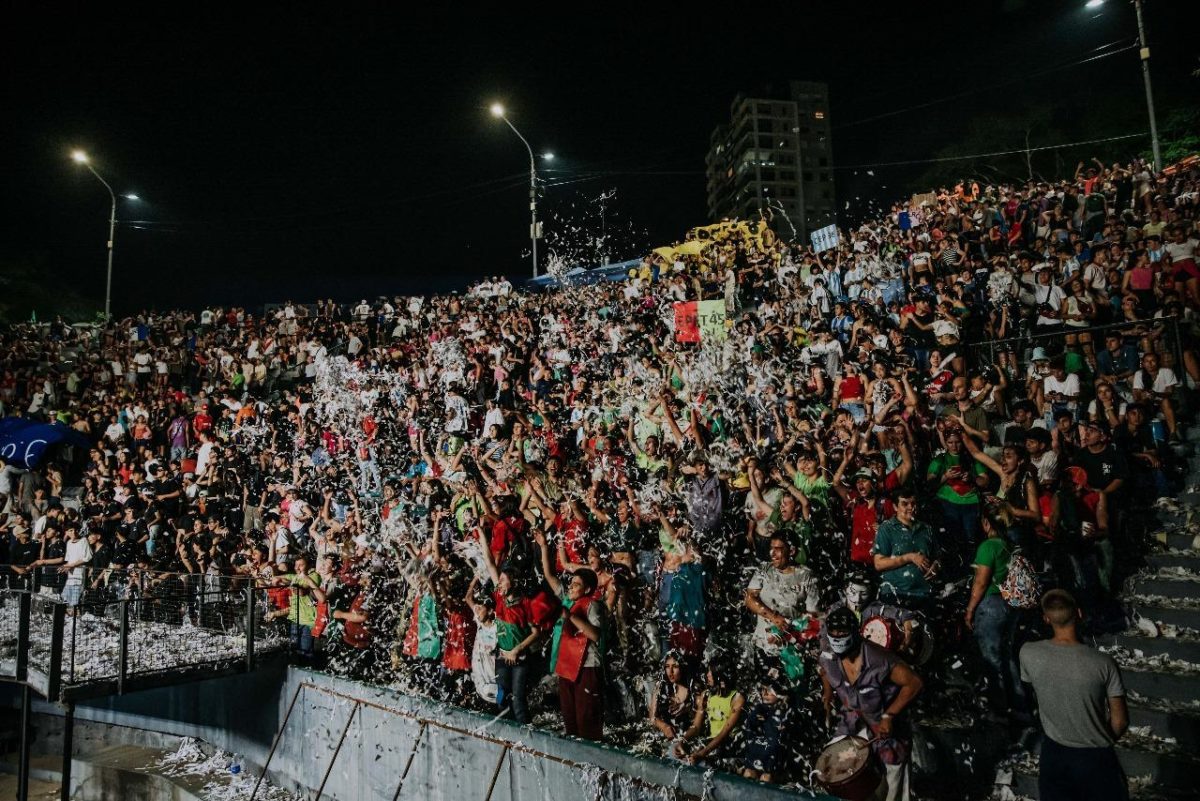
[70,149,121,320]
[1087,0,1161,170]
[490,103,541,278]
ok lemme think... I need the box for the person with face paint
[819,606,923,801]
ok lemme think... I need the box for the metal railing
[965,315,1186,380]
[0,566,288,701]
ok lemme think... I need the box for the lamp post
[490,103,541,278]
[1087,0,1161,170]
[70,150,119,320]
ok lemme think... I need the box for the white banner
[810,224,840,254]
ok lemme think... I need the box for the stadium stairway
[997,423,1200,800]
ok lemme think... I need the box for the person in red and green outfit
[927,426,987,553]
[479,529,542,724]
[533,528,609,740]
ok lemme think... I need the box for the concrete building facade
[705,80,836,241]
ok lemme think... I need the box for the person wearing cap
[819,605,923,801]
[833,463,897,567]
[1020,590,1128,800]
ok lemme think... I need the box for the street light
[1085,0,1161,170]
[489,102,541,278]
[541,152,555,162]
[70,149,127,320]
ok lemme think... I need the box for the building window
[781,170,795,182]
[822,189,831,200]
[803,172,813,182]
[814,110,825,120]
[818,157,828,167]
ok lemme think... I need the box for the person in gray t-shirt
[1019,590,1129,801]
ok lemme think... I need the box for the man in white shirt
[195,430,216,476]
[61,524,94,606]
[745,535,819,661]
[1132,352,1179,439]
[1042,359,1081,418]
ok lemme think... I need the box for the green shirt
[284,571,321,627]
[792,472,831,508]
[927,452,986,505]
[973,537,1011,595]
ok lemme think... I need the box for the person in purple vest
[819,606,923,801]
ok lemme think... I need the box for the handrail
[967,314,1182,352]
[965,314,1185,381]
[0,582,283,701]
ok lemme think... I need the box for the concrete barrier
[3,663,837,801]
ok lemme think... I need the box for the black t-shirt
[912,310,937,347]
[1072,445,1129,492]
[10,539,38,567]
[113,538,145,567]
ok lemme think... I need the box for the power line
[834,131,1148,171]
[834,39,1138,130]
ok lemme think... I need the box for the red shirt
[527,589,562,631]
[441,607,475,672]
[490,516,527,564]
[846,495,895,564]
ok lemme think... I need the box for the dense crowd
[1,155,1197,799]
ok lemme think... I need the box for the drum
[905,619,937,667]
[861,615,901,651]
[814,735,882,801]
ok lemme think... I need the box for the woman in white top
[1059,277,1098,359]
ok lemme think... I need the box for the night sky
[5,2,1198,315]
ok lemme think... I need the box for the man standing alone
[1020,590,1128,801]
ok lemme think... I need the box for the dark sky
[5,2,1198,314]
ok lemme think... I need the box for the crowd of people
[1,154,1197,799]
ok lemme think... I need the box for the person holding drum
[819,606,924,801]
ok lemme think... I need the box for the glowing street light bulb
[71,149,90,164]
[123,194,139,201]
[489,102,505,118]
[541,152,555,161]
[1085,0,1104,7]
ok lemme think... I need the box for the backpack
[999,549,1042,609]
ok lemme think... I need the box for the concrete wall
[4,664,836,801]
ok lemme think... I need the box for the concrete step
[1008,752,1199,800]
[1107,633,1200,664]
[1151,531,1200,551]
[1154,509,1194,529]
[1146,552,1200,572]
[1123,668,1200,705]
[1128,702,1200,752]
[1131,603,1200,630]
[1128,574,1200,602]
[1116,741,1200,792]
